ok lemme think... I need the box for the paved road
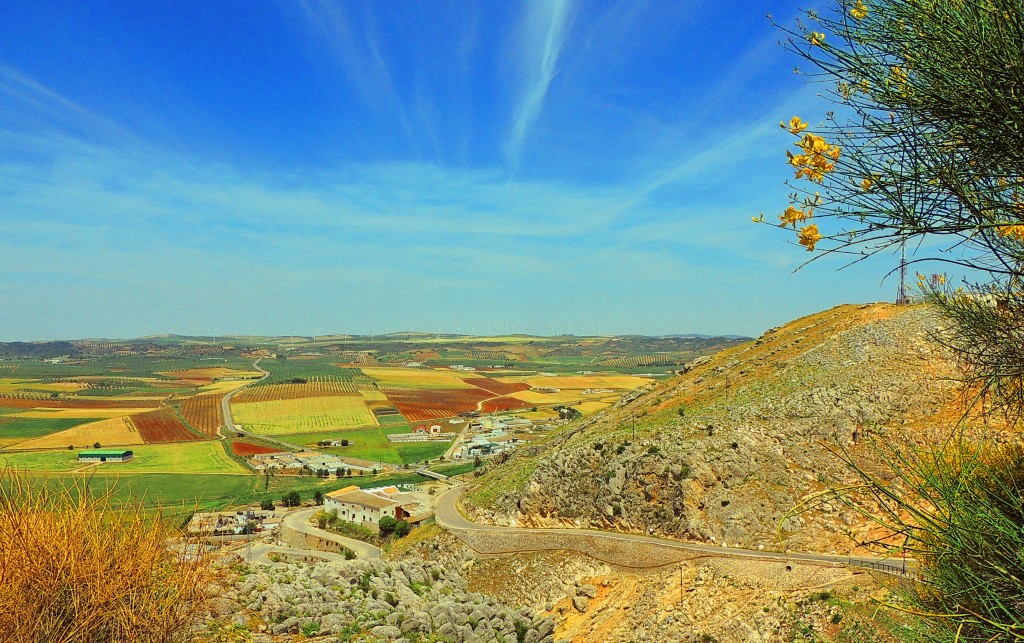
[220,359,268,438]
[282,507,382,560]
[243,542,352,565]
[434,486,913,575]
[219,360,307,453]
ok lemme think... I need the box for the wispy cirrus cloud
[0,63,135,145]
[505,0,576,165]
[295,0,417,149]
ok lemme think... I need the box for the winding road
[434,485,913,576]
[281,507,382,560]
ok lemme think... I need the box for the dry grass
[0,468,220,642]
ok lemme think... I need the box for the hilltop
[463,303,979,554]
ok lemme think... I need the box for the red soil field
[382,387,491,422]
[480,396,532,413]
[131,408,202,443]
[462,377,531,396]
[230,440,282,456]
[179,394,223,437]
[0,396,160,410]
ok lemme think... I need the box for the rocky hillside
[196,550,555,642]
[465,303,977,553]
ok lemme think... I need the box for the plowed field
[462,377,531,396]
[230,440,281,456]
[479,396,532,413]
[383,388,491,421]
[130,408,201,443]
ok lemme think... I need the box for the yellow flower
[797,224,823,251]
[997,225,1024,242]
[860,177,874,191]
[781,116,809,135]
[850,0,868,20]
[752,213,765,223]
[891,65,907,85]
[808,32,826,46]
[779,206,809,228]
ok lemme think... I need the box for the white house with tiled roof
[324,488,406,525]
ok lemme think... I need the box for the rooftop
[328,489,400,510]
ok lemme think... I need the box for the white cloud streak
[505,0,576,165]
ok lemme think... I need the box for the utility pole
[897,239,909,304]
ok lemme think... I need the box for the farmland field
[1,441,245,473]
[7,407,156,419]
[514,374,654,390]
[361,367,475,389]
[461,377,531,396]
[13,416,145,449]
[229,440,281,456]
[257,361,367,386]
[0,417,95,444]
[233,379,362,403]
[158,367,261,385]
[232,394,378,435]
[179,394,223,436]
[479,396,532,413]
[382,388,492,421]
[129,408,202,443]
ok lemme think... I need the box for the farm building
[323,489,405,525]
[78,449,134,463]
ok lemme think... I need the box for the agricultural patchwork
[0,331,720,481]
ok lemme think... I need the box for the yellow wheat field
[13,416,146,449]
[232,393,378,435]
[360,367,475,389]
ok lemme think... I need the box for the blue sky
[0,0,902,341]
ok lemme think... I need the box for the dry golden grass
[0,468,220,642]
[13,416,145,449]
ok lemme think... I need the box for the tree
[378,515,397,538]
[393,520,411,538]
[770,2,1024,639]
[260,499,275,511]
[93,442,100,449]
[281,491,301,508]
[335,467,343,478]
[313,490,323,505]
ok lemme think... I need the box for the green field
[255,360,369,386]
[376,413,408,426]
[6,468,437,522]
[0,417,94,441]
[1,441,246,474]
[276,424,450,465]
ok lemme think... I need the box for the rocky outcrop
[468,304,970,552]
[197,556,554,642]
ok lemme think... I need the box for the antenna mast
[896,239,909,304]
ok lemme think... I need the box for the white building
[323,488,405,525]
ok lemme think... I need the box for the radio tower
[896,240,909,304]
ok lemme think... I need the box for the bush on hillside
[0,468,218,642]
